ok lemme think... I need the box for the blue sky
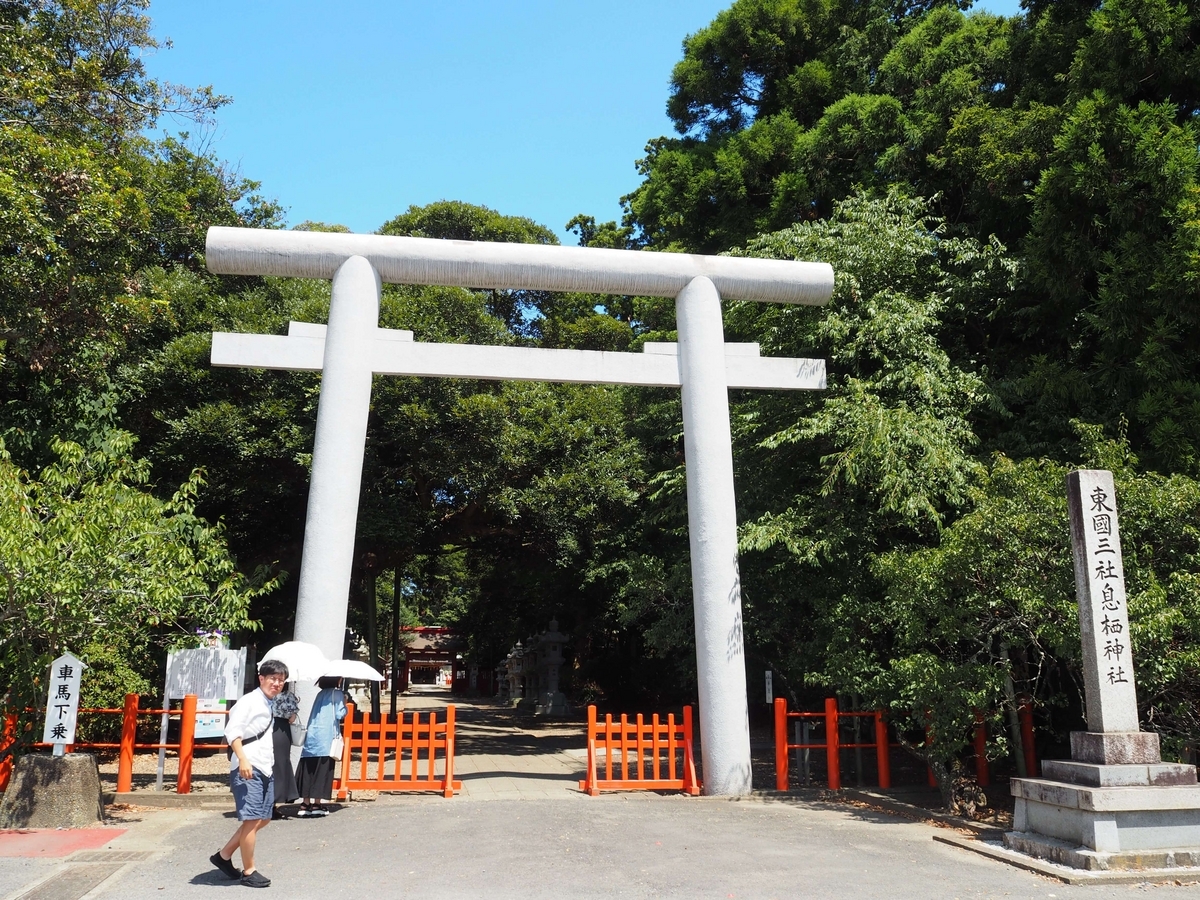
[146,0,1024,243]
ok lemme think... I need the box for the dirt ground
[96,746,233,793]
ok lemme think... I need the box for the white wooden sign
[41,652,85,753]
[155,647,245,787]
[165,648,244,701]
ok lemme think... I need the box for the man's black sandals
[210,852,240,880]
[241,870,272,888]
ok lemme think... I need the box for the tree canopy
[0,432,274,732]
[622,0,1200,475]
[3,0,1200,800]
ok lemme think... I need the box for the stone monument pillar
[1004,470,1200,871]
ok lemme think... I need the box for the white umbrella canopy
[321,659,385,682]
[260,641,328,681]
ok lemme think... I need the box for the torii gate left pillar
[207,227,833,795]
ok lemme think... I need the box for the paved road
[4,691,1200,899]
[12,794,1200,900]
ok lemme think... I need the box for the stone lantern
[507,641,525,702]
[534,619,570,716]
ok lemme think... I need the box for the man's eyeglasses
[261,675,287,684]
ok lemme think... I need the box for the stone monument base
[0,753,105,828]
[1005,731,1200,871]
[535,691,570,717]
[1005,830,1200,871]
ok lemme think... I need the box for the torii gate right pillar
[676,276,751,794]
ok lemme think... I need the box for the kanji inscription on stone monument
[1066,470,1138,733]
[40,652,85,755]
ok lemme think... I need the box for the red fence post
[774,698,788,791]
[116,693,139,793]
[874,711,890,789]
[177,694,197,794]
[0,713,16,792]
[973,711,990,787]
[1018,696,1037,777]
[824,697,840,791]
[442,704,456,798]
[581,704,599,796]
[682,705,700,795]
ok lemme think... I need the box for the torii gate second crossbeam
[206,226,834,796]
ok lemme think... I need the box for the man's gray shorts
[230,768,274,821]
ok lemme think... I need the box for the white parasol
[321,659,385,682]
[260,641,329,681]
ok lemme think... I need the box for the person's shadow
[188,870,243,886]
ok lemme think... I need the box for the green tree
[725,192,1011,800]
[0,431,276,747]
[0,0,289,744]
[0,0,280,465]
[873,425,1200,797]
[618,0,1200,478]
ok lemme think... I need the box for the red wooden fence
[0,694,210,794]
[0,714,14,792]
[333,703,461,799]
[776,697,1040,791]
[774,697,891,791]
[578,705,700,796]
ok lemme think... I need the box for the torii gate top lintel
[205,226,834,306]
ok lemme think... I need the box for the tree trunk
[390,569,401,714]
[364,567,380,717]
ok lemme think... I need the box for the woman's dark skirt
[271,718,299,803]
[296,754,336,801]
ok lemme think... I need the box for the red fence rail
[333,702,461,799]
[579,705,700,796]
[0,694,218,794]
[774,697,891,791]
[776,697,1041,791]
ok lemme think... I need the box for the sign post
[41,653,85,756]
[0,650,102,828]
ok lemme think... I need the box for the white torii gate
[206,226,833,796]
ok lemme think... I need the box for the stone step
[1041,759,1197,788]
[1011,776,1200,812]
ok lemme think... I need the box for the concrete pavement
[10,793,1200,899]
[4,690,1200,899]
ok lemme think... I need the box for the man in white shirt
[211,659,288,888]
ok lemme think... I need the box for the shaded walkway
[399,686,588,800]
